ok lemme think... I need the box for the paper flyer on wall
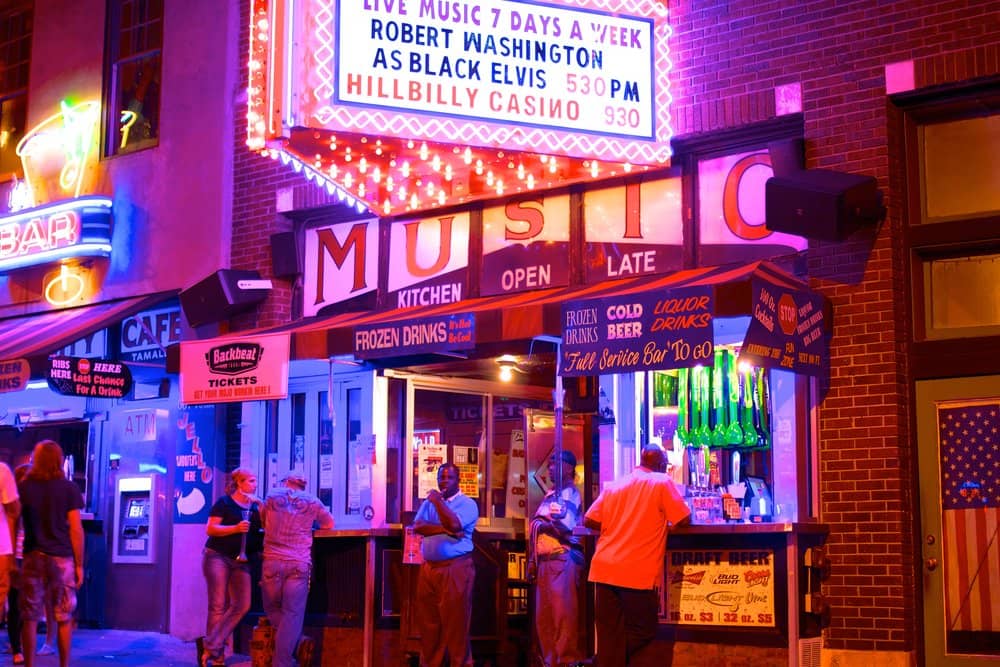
[418,443,447,498]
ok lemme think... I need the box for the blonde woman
[200,468,261,667]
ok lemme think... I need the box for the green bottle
[754,367,772,450]
[724,351,744,446]
[740,366,757,449]
[711,349,728,447]
[675,368,690,448]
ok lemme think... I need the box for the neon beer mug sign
[0,100,125,272]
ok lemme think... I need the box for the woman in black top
[200,467,262,667]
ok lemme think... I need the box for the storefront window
[389,376,552,525]
[919,115,1000,223]
[412,388,487,519]
[923,252,1000,338]
[289,392,306,474]
[609,346,814,524]
[343,386,368,516]
[317,391,332,509]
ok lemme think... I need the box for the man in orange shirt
[584,445,690,666]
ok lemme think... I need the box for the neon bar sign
[0,197,113,272]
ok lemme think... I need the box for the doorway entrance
[916,376,1000,665]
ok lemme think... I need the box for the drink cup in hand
[236,510,251,562]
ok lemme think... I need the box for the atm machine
[112,474,157,563]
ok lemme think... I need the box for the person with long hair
[17,440,84,667]
[200,467,262,667]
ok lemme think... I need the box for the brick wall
[668,0,999,652]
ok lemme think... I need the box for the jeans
[261,558,312,667]
[535,551,584,666]
[594,582,663,667]
[202,548,252,660]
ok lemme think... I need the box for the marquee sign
[249,0,673,216]
[265,0,670,163]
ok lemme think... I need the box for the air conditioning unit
[798,637,823,667]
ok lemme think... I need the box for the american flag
[938,402,1000,632]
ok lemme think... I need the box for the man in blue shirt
[413,462,479,667]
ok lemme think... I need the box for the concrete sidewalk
[3,629,250,667]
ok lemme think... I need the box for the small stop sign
[778,293,798,336]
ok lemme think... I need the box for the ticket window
[112,475,156,563]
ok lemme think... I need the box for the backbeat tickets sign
[47,356,133,398]
[560,287,714,376]
[180,333,290,405]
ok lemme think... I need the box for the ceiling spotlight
[496,354,519,382]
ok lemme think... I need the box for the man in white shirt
[0,461,20,632]
[584,445,690,666]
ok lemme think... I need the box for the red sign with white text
[179,333,290,405]
[481,194,570,296]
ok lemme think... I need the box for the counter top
[575,521,829,537]
[314,527,401,538]
[673,521,829,535]
[313,525,528,540]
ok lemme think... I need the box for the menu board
[561,287,714,376]
[740,279,827,376]
[665,548,776,627]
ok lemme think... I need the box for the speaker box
[270,231,301,279]
[180,269,271,327]
[765,169,882,241]
[767,138,805,177]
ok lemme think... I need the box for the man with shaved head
[584,444,689,666]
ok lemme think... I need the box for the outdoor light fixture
[497,355,519,383]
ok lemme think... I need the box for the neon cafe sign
[248,0,674,216]
[0,100,115,272]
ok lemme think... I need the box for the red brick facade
[232,0,1000,656]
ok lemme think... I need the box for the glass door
[271,372,370,524]
[916,375,1000,665]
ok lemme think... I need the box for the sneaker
[13,654,24,665]
[36,645,56,656]
[295,636,316,666]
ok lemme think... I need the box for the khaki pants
[416,554,475,667]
